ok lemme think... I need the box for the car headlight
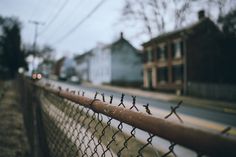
[37,73,42,79]
[32,74,37,79]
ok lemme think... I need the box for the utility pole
[29,19,45,157]
[29,20,44,71]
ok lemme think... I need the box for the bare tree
[22,43,54,61]
[40,44,54,60]
[121,0,153,38]
[120,0,235,40]
[121,0,191,38]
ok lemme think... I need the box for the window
[172,65,183,83]
[157,67,168,83]
[156,45,167,61]
[147,48,152,62]
[172,40,183,59]
[175,42,181,58]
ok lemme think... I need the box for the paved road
[45,80,236,128]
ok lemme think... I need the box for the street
[42,80,236,144]
[40,79,236,156]
[45,79,236,132]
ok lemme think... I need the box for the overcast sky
[0,0,235,59]
[0,0,129,58]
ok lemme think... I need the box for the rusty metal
[32,81,236,157]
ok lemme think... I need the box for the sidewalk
[0,81,30,157]
[83,83,236,114]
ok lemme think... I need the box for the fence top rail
[32,80,236,157]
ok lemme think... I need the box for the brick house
[142,11,223,95]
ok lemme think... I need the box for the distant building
[60,57,77,80]
[75,33,143,86]
[37,60,54,78]
[52,57,65,78]
[142,10,223,95]
[74,51,92,82]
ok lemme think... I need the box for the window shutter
[164,45,168,59]
[157,47,160,59]
[180,40,184,56]
[152,48,155,61]
[143,52,147,63]
[155,47,158,60]
[171,43,175,58]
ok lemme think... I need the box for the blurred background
[1,0,236,156]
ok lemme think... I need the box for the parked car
[31,72,42,80]
[69,75,80,83]
[59,72,67,81]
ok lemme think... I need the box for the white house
[60,57,77,80]
[75,33,143,86]
[74,51,92,81]
[89,43,112,84]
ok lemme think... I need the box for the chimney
[120,32,124,39]
[198,10,205,20]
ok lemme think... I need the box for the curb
[83,83,236,114]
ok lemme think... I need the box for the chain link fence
[18,77,236,157]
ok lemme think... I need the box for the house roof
[74,50,92,61]
[56,56,65,63]
[74,33,141,59]
[142,17,217,46]
[102,34,141,54]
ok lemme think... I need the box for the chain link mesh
[38,84,175,157]
[19,78,235,157]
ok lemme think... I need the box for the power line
[29,20,45,53]
[40,0,69,35]
[28,20,44,71]
[53,0,107,44]
[45,0,84,38]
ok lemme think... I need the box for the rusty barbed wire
[130,96,139,111]
[110,95,113,104]
[118,93,126,108]
[143,103,151,115]
[101,93,105,102]
[165,100,183,123]
[82,91,85,96]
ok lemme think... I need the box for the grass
[0,82,30,157]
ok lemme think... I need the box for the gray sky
[0,0,235,59]
[0,0,128,58]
